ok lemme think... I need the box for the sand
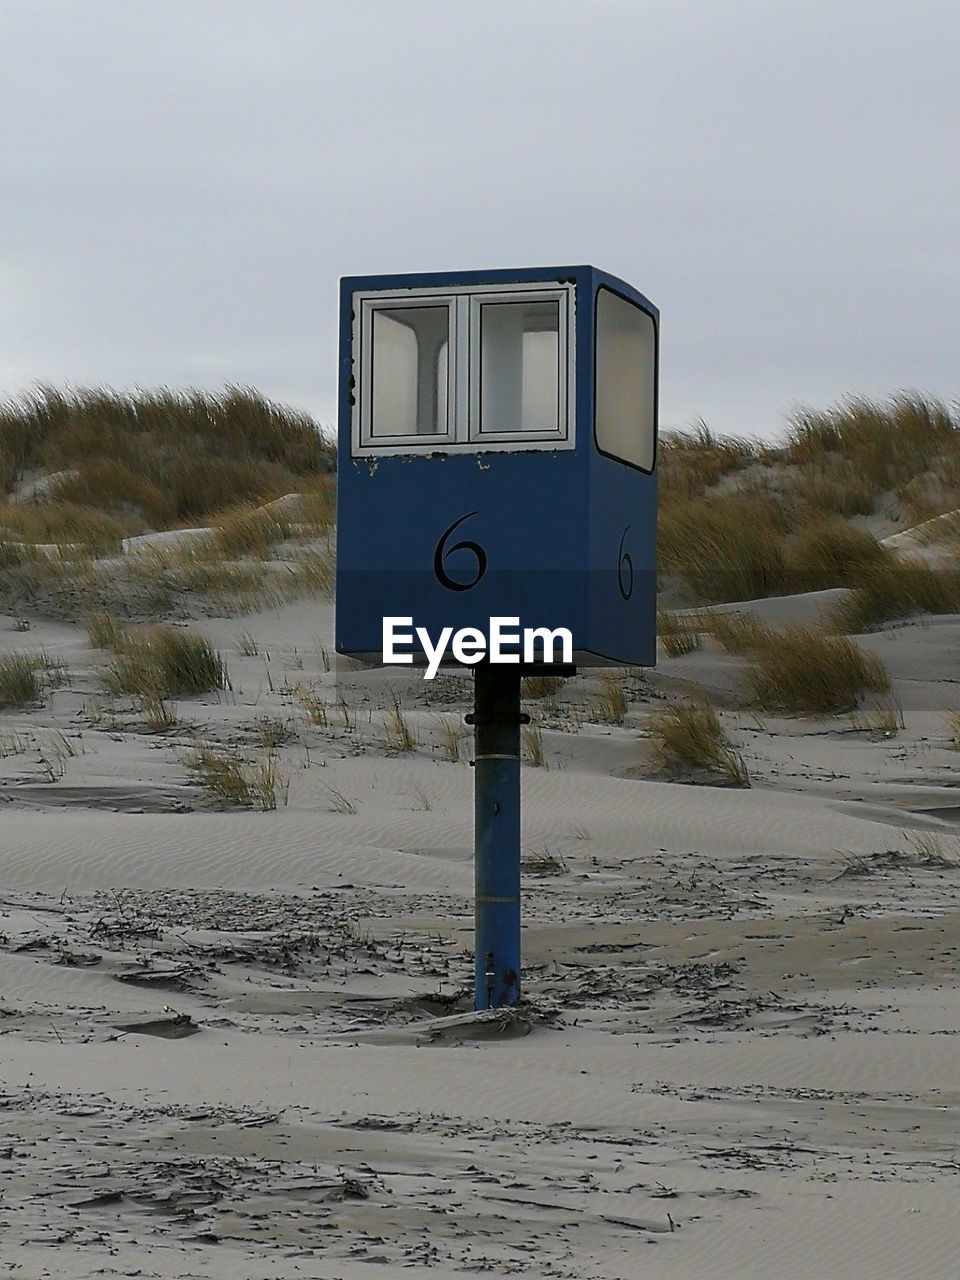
[1,585,959,1279]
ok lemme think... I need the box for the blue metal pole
[472,663,522,1010]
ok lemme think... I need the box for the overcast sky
[1,0,957,440]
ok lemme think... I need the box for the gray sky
[1,0,957,440]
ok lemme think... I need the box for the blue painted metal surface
[473,664,522,1009]
[335,264,658,667]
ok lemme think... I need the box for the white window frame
[351,281,575,458]
[469,289,571,446]
[356,296,458,451]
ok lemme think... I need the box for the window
[370,306,449,438]
[594,287,657,472]
[478,299,561,436]
[357,299,455,447]
[352,283,573,456]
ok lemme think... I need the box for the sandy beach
[1,582,958,1279]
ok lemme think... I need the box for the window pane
[595,289,656,471]
[480,300,560,434]
[371,306,449,437]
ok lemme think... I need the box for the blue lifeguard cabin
[335,264,658,1011]
[335,265,658,668]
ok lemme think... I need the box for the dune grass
[700,611,891,716]
[702,610,771,655]
[787,394,959,510]
[185,741,284,810]
[660,497,887,604]
[522,673,565,699]
[742,624,889,714]
[285,546,335,598]
[0,386,334,526]
[0,650,66,709]
[435,715,462,762]
[647,699,749,786]
[84,611,130,650]
[850,697,904,738]
[657,609,702,656]
[210,503,295,558]
[658,422,759,501]
[658,494,787,602]
[206,483,335,560]
[0,653,42,708]
[0,499,132,556]
[656,395,960,606]
[139,691,178,732]
[786,520,886,590]
[103,626,227,700]
[522,724,547,767]
[2,530,333,625]
[592,673,629,724]
[831,554,960,633]
[382,688,417,752]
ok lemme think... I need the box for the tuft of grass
[787,520,885,590]
[294,684,328,727]
[185,742,283,810]
[593,673,629,724]
[125,547,275,613]
[139,692,178,732]
[522,674,564,700]
[435,715,462,762]
[104,626,227,700]
[0,729,30,755]
[850,698,904,738]
[284,546,335,599]
[32,650,67,688]
[254,715,293,748]
[703,610,771,655]
[522,846,569,876]
[324,784,357,814]
[235,629,259,656]
[382,688,416,752]
[336,695,355,731]
[743,624,889,714]
[658,422,758,501]
[0,652,42,708]
[901,829,960,868]
[211,502,294,559]
[647,699,749,785]
[657,609,702,657]
[0,650,65,709]
[658,494,787,602]
[522,724,547,768]
[832,553,960,633]
[84,611,129,651]
[409,784,432,812]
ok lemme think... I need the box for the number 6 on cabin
[335,266,658,668]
